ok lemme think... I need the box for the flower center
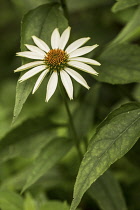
[44,49,68,71]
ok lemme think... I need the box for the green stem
[59,83,83,160]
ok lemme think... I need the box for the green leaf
[13,80,35,124]
[22,137,72,192]
[13,3,68,122]
[89,170,127,210]
[112,6,140,44]
[24,193,36,210]
[0,190,23,210]
[40,200,69,210]
[70,102,140,210]
[112,0,140,13]
[0,115,61,163]
[96,43,140,84]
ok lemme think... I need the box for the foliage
[0,0,140,210]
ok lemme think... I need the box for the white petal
[32,36,50,53]
[32,69,49,94]
[46,71,58,102]
[60,70,73,100]
[65,67,90,89]
[14,61,44,72]
[25,44,46,56]
[68,61,98,75]
[69,57,101,66]
[65,37,90,54]
[69,44,98,58]
[19,65,47,82]
[51,28,60,49]
[16,51,44,60]
[58,27,71,50]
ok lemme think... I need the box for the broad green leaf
[0,115,61,163]
[96,43,140,84]
[13,3,68,122]
[112,6,140,44]
[40,201,69,210]
[22,137,72,192]
[89,170,127,210]
[0,190,23,210]
[112,0,140,13]
[24,193,36,210]
[70,102,140,210]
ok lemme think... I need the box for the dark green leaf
[22,137,72,192]
[70,103,140,210]
[89,170,127,210]
[96,43,140,84]
[13,3,68,122]
[0,191,23,210]
[112,0,140,13]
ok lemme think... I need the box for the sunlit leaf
[89,170,127,210]
[13,3,68,122]
[0,191,23,210]
[24,193,36,210]
[70,102,140,210]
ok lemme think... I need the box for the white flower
[15,27,101,102]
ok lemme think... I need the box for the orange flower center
[44,49,68,71]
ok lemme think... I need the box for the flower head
[15,27,101,102]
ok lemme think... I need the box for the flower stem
[59,83,83,160]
